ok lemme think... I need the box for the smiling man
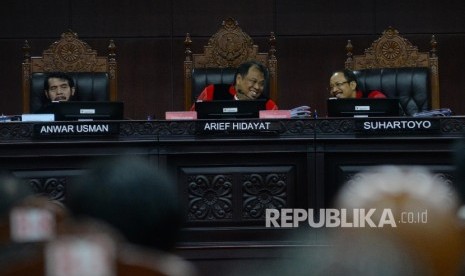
[190,61,278,110]
[329,69,386,99]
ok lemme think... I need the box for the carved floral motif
[348,27,430,69]
[380,40,401,60]
[243,173,287,219]
[25,30,110,74]
[196,18,260,68]
[28,177,66,202]
[187,174,233,221]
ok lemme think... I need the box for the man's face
[235,66,265,100]
[44,77,75,101]
[329,72,357,98]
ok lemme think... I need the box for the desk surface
[1,117,465,142]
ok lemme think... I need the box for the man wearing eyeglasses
[329,69,386,99]
[190,60,278,110]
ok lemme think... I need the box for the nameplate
[355,118,440,135]
[196,120,281,135]
[33,122,120,138]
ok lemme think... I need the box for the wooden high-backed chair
[22,30,118,113]
[345,27,439,115]
[183,17,277,111]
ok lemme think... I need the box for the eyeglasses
[328,81,349,91]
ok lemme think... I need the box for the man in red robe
[191,61,278,111]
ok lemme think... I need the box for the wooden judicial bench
[1,117,464,272]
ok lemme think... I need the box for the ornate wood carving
[0,123,33,140]
[348,27,429,69]
[28,177,66,202]
[193,18,262,68]
[242,173,287,219]
[315,119,355,135]
[31,31,108,72]
[441,118,465,133]
[187,174,234,221]
[1,118,465,141]
[185,168,291,222]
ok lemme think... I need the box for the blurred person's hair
[335,165,464,276]
[67,156,183,251]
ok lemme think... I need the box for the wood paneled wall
[1,0,464,119]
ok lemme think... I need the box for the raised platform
[1,117,464,273]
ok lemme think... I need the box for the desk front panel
[316,136,457,208]
[0,118,463,248]
[158,137,315,246]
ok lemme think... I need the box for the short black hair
[234,60,269,84]
[67,156,183,251]
[43,72,75,91]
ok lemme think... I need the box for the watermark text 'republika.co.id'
[265,208,428,228]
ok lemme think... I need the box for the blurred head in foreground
[67,156,183,252]
[334,165,465,275]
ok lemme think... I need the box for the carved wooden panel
[30,31,108,73]
[1,118,465,141]
[187,173,233,221]
[28,177,67,201]
[181,166,294,223]
[346,27,435,70]
[242,173,287,220]
[192,18,265,68]
[12,169,86,203]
